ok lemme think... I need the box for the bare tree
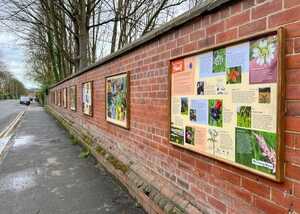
[2,0,201,87]
[0,58,26,99]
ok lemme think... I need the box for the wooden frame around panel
[105,72,130,130]
[82,81,93,117]
[168,28,285,182]
[69,85,77,112]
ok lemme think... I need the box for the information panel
[63,88,67,108]
[105,72,129,129]
[69,86,77,111]
[170,29,284,181]
[82,81,93,116]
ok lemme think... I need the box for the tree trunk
[78,0,89,70]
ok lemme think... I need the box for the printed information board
[69,86,77,111]
[82,81,93,116]
[170,30,284,181]
[63,88,67,108]
[106,72,129,129]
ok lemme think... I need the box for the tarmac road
[0,100,27,134]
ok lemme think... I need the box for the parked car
[20,96,30,105]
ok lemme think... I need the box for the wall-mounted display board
[82,81,93,116]
[69,86,77,111]
[63,88,67,108]
[169,29,285,182]
[54,91,57,105]
[51,92,55,104]
[105,72,129,129]
[58,90,62,106]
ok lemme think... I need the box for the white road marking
[0,110,25,156]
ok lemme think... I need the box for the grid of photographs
[170,34,279,177]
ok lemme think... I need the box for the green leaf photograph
[237,106,251,128]
[213,48,226,73]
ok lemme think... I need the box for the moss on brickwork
[95,146,106,156]
[95,145,128,174]
[106,155,129,174]
[83,134,93,146]
[168,207,185,214]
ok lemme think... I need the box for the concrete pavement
[0,104,145,214]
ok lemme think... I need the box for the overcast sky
[0,24,37,89]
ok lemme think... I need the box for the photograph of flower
[106,73,129,128]
[208,99,222,127]
[82,81,92,116]
[226,66,241,84]
[259,87,271,104]
[185,126,195,145]
[213,48,226,73]
[250,36,277,84]
[69,86,76,111]
[170,126,184,145]
[237,106,251,128]
[180,97,189,116]
[235,128,277,175]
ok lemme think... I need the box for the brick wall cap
[49,0,233,89]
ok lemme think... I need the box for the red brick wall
[49,0,300,213]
